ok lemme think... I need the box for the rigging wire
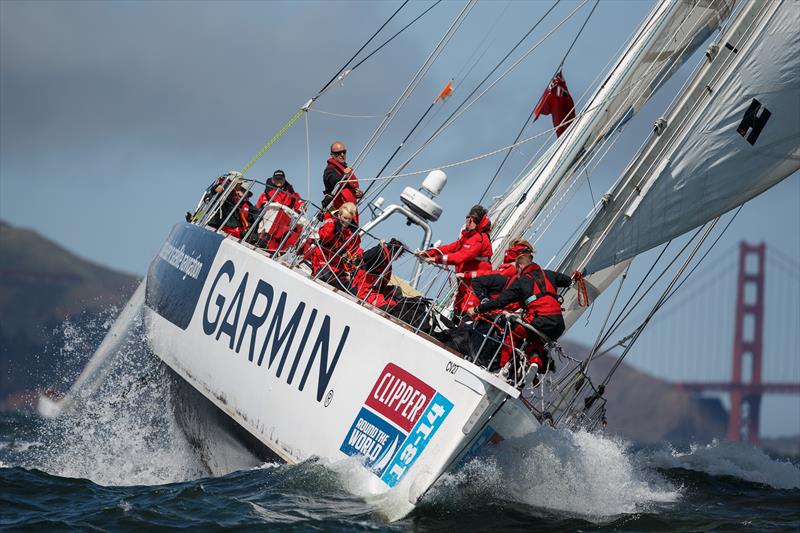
[479,108,536,203]
[370,0,512,190]
[593,227,707,353]
[599,218,721,387]
[315,0,410,100]
[453,0,513,85]
[308,109,387,119]
[478,0,600,204]
[349,1,443,73]
[557,0,599,69]
[588,206,743,386]
[645,207,743,313]
[354,122,574,183]
[361,83,451,198]
[350,0,477,171]
[363,0,564,203]
[304,111,311,199]
[497,0,710,249]
[238,0,409,176]
[594,240,674,347]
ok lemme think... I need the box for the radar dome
[421,170,447,197]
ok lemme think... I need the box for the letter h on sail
[737,98,771,145]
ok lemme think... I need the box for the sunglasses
[332,150,347,156]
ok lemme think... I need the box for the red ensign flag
[533,70,576,137]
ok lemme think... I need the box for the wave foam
[646,440,800,489]
[428,427,679,521]
[24,299,210,486]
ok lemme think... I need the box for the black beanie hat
[468,204,487,221]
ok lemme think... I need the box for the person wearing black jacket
[321,141,363,222]
[467,246,574,371]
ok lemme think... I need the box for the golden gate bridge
[625,242,800,446]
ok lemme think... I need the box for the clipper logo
[365,363,435,432]
[340,363,452,487]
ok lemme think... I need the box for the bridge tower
[727,242,765,446]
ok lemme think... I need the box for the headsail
[559,0,800,328]
[488,0,736,257]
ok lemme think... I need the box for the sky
[1,0,798,436]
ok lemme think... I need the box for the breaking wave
[20,289,210,486]
[426,427,679,522]
[644,440,800,489]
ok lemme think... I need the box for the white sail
[560,0,799,328]
[489,0,736,257]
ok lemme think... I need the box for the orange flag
[436,80,454,102]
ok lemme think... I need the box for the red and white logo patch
[365,363,435,432]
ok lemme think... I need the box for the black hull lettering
[203,260,235,335]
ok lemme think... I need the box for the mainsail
[488,0,736,257]
[559,0,800,328]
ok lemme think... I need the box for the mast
[488,0,736,258]
[558,0,800,329]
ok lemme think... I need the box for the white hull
[143,222,538,519]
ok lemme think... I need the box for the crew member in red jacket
[467,245,575,373]
[255,170,304,252]
[352,238,405,309]
[311,202,363,287]
[416,205,493,320]
[218,182,254,239]
[468,239,536,309]
[256,169,303,210]
[322,141,362,223]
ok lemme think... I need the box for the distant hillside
[0,220,139,408]
[563,341,728,445]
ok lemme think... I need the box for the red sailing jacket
[461,243,532,280]
[477,262,570,318]
[311,217,362,274]
[256,182,304,211]
[424,215,493,274]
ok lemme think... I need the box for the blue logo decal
[340,407,407,476]
[381,392,453,487]
[146,223,224,329]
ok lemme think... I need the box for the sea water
[1,308,798,531]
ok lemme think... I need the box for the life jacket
[324,158,360,213]
[311,217,362,274]
[352,243,396,307]
[256,178,303,211]
[517,263,562,320]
